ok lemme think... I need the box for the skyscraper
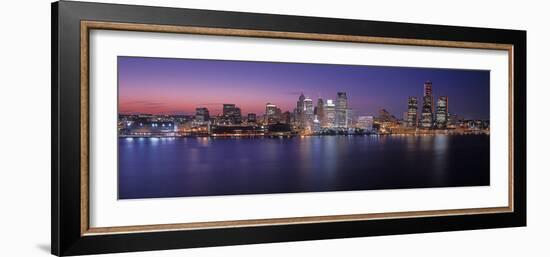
[407,96,418,127]
[316,98,324,125]
[347,108,354,128]
[420,81,434,128]
[233,107,242,124]
[296,92,306,126]
[304,97,314,127]
[336,92,348,128]
[222,104,236,125]
[222,104,241,125]
[424,81,433,98]
[265,103,280,124]
[435,96,448,129]
[195,107,210,123]
[223,104,235,116]
[324,99,336,128]
[312,116,321,133]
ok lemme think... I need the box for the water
[118,135,490,199]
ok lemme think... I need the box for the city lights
[118,82,489,138]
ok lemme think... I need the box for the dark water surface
[118,135,490,199]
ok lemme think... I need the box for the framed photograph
[52,1,526,256]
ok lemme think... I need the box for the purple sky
[118,56,490,120]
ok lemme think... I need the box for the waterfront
[118,135,490,199]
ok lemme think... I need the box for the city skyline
[118,56,490,119]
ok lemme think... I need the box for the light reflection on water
[118,135,489,199]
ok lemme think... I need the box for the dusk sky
[118,56,490,120]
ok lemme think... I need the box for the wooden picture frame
[52,1,526,256]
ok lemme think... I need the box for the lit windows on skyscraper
[336,92,349,128]
[304,97,314,128]
[407,96,418,127]
[195,107,210,123]
[222,104,242,125]
[435,96,448,129]
[316,98,324,125]
[324,99,336,128]
[420,81,434,128]
[265,103,280,124]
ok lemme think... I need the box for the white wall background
[0,0,547,256]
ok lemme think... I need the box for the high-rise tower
[420,81,434,128]
[435,96,448,129]
[335,92,348,128]
[407,97,418,127]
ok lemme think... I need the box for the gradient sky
[118,56,490,120]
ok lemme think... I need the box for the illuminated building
[357,116,374,131]
[336,92,348,128]
[435,96,448,129]
[233,107,242,124]
[304,97,314,127]
[124,121,176,136]
[347,108,354,128]
[195,107,210,123]
[222,104,242,125]
[316,98,324,124]
[313,116,321,133]
[323,99,336,128]
[296,92,305,126]
[304,97,314,116]
[407,96,418,127]
[265,103,281,124]
[420,81,434,128]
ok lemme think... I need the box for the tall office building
[222,104,235,125]
[424,81,433,98]
[335,92,348,128]
[420,81,434,128]
[265,103,280,124]
[233,107,242,124]
[222,104,235,116]
[304,97,314,127]
[323,99,336,128]
[347,108,354,128]
[296,92,306,126]
[312,116,321,133]
[222,104,242,125]
[316,98,324,125]
[195,107,210,123]
[435,96,448,129]
[407,96,418,127]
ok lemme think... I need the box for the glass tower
[335,92,348,128]
[435,96,448,129]
[420,81,434,128]
[407,97,418,127]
